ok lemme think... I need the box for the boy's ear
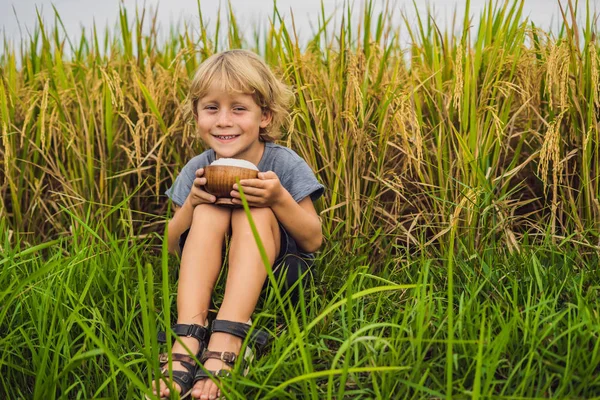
[260,109,273,128]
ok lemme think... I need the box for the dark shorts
[178,224,314,305]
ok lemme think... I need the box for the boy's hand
[230,171,284,207]
[186,168,217,207]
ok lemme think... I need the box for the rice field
[1,0,600,398]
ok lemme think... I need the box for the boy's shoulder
[261,142,315,179]
[263,142,304,164]
[263,142,324,202]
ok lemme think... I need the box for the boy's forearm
[271,191,322,253]
[167,199,194,254]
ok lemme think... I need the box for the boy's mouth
[212,134,240,142]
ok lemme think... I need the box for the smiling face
[196,83,272,166]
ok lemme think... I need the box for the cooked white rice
[210,158,259,170]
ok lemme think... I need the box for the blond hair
[186,49,293,141]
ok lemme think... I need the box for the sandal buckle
[185,324,195,337]
[159,353,169,364]
[221,352,236,363]
[184,324,207,341]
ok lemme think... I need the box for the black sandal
[148,323,210,399]
[193,320,270,384]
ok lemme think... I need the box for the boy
[152,49,324,400]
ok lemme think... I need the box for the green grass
[2,0,600,398]
[1,217,599,398]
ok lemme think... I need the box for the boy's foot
[150,337,201,398]
[149,323,209,399]
[190,331,242,399]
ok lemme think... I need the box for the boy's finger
[232,195,261,205]
[193,177,206,187]
[195,168,204,177]
[202,193,216,203]
[259,171,277,179]
[231,186,261,197]
[237,179,263,187]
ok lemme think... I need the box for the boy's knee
[231,208,280,241]
[231,207,277,229]
[192,204,232,232]
[230,207,281,256]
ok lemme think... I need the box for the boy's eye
[233,107,246,112]
[204,105,218,110]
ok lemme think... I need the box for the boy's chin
[214,150,239,159]
[213,143,263,162]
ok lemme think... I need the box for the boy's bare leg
[156,204,232,398]
[191,207,280,400]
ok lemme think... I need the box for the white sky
[0,0,597,49]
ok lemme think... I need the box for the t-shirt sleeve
[165,154,209,207]
[280,159,325,203]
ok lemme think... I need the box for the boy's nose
[216,110,233,127]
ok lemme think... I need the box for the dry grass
[1,0,598,255]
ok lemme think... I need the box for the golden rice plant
[0,0,598,256]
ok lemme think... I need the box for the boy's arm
[166,167,217,254]
[271,192,323,253]
[232,171,323,253]
[166,200,194,255]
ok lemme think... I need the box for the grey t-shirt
[165,142,325,207]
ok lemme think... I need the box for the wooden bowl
[203,165,259,206]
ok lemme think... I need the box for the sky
[0,0,597,49]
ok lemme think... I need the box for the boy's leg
[178,204,232,325]
[156,204,231,398]
[192,207,280,400]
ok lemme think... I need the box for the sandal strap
[158,352,198,369]
[194,368,231,381]
[200,351,238,366]
[156,355,199,397]
[158,323,209,344]
[211,320,270,349]
[163,369,194,394]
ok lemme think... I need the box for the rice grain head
[394,92,423,171]
[546,41,570,111]
[538,112,565,192]
[452,41,464,114]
